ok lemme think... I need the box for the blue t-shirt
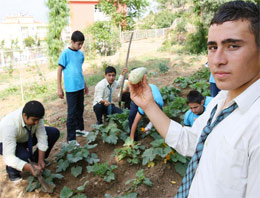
[58,48,85,92]
[138,84,164,115]
[184,96,213,127]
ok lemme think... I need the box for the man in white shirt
[0,101,60,182]
[93,66,128,124]
[129,1,259,197]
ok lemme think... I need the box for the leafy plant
[56,141,99,175]
[142,138,172,166]
[87,162,117,182]
[125,169,152,193]
[160,86,181,104]
[114,137,146,165]
[107,109,130,134]
[26,169,63,193]
[158,63,169,74]
[163,96,188,121]
[60,181,88,198]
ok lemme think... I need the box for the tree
[98,0,149,30]
[23,36,35,47]
[46,0,69,69]
[84,21,120,56]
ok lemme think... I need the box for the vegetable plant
[56,141,99,175]
[125,169,152,193]
[60,181,88,198]
[26,169,63,193]
[87,162,118,182]
[114,137,146,165]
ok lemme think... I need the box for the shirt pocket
[214,136,248,190]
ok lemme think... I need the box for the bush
[184,22,208,54]
[83,21,120,57]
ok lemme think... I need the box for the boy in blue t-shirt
[184,90,212,127]
[57,30,89,144]
[129,84,164,140]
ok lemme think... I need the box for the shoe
[9,175,22,183]
[144,122,153,133]
[67,140,80,146]
[76,130,89,137]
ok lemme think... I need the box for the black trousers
[66,89,84,141]
[0,126,60,179]
[93,103,122,124]
[121,92,131,109]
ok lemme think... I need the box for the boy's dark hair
[211,1,259,48]
[71,30,85,42]
[105,66,116,74]
[187,90,204,104]
[22,100,45,119]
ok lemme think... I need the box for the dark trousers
[210,83,220,97]
[93,103,122,124]
[121,92,131,109]
[128,101,138,132]
[66,89,84,141]
[0,126,60,179]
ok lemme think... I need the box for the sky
[0,0,49,22]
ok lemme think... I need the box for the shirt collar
[20,109,26,128]
[234,79,260,112]
[215,79,260,112]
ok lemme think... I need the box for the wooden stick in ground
[118,31,134,108]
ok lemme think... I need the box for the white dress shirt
[166,79,260,198]
[0,108,48,171]
[93,75,124,106]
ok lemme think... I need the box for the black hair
[71,30,85,42]
[211,1,259,48]
[187,90,204,104]
[22,100,45,119]
[105,66,117,74]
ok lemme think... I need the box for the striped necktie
[176,102,238,198]
[25,126,33,158]
[107,85,112,115]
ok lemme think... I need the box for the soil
[0,38,206,198]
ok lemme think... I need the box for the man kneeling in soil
[0,100,60,182]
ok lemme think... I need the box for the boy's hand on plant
[104,100,110,106]
[38,159,45,169]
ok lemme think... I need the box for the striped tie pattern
[107,85,112,115]
[176,102,238,198]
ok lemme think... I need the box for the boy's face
[23,113,40,126]
[71,40,84,51]
[207,20,260,96]
[188,101,204,115]
[105,72,116,85]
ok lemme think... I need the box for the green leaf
[56,159,70,172]
[143,178,153,186]
[175,161,189,177]
[142,148,156,165]
[60,186,74,198]
[71,166,83,178]
[104,172,115,182]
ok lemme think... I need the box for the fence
[121,28,170,43]
[0,47,48,70]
